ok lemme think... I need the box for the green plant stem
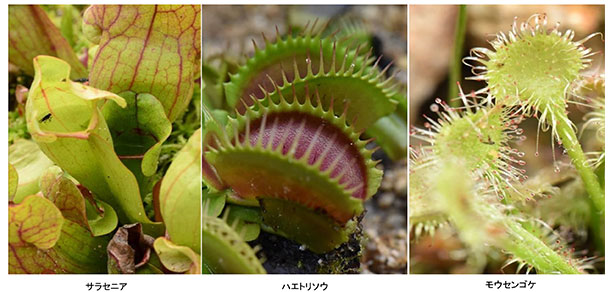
[436,159,581,274]
[591,160,605,253]
[366,113,407,160]
[589,199,605,253]
[554,112,605,214]
[503,220,580,274]
[448,5,467,107]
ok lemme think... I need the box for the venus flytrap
[202,192,267,274]
[204,17,405,273]
[206,91,382,253]
[223,25,376,116]
[202,214,266,274]
[202,109,268,274]
[463,14,604,213]
[325,17,373,56]
[223,23,407,159]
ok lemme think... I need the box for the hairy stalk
[448,5,466,107]
[436,159,581,274]
[464,14,605,214]
[558,109,605,253]
[411,87,588,273]
[555,111,605,213]
[575,74,606,252]
[503,221,580,274]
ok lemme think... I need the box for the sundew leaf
[25,56,160,234]
[159,129,201,253]
[153,237,200,274]
[8,5,87,78]
[9,139,54,203]
[83,5,201,122]
[9,164,18,201]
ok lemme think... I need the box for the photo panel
[3,1,612,288]
[202,5,408,274]
[8,4,202,274]
[409,4,605,274]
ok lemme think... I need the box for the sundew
[409,88,591,274]
[410,12,604,275]
[411,87,529,202]
[464,14,598,114]
[463,14,604,213]
[576,74,605,169]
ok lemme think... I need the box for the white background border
[2,1,612,291]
